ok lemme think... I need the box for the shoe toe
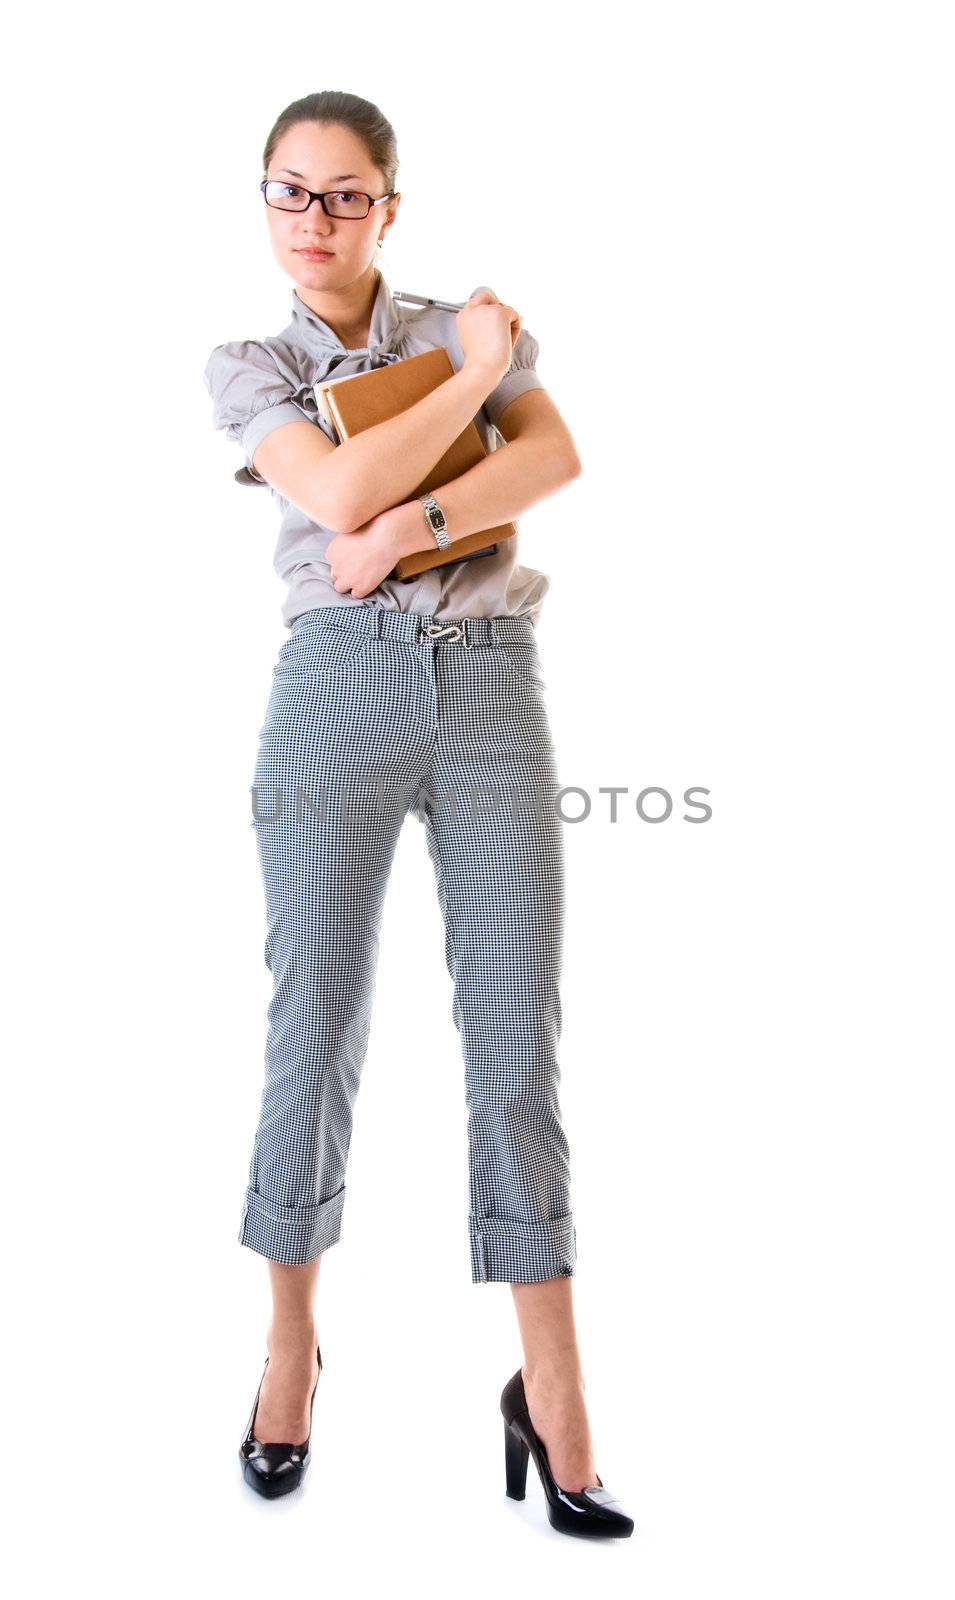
[554,1479,635,1536]
[240,1440,307,1496]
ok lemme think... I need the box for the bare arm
[250,361,499,533]
[322,389,583,599]
[387,389,582,561]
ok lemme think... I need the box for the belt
[291,607,537,650]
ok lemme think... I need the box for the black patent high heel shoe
[239,1341,322,1499]
[500,1367,634,1538]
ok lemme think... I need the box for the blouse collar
[288,268,405,380]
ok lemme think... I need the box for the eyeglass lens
[263,182,371,217]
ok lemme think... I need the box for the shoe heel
[504,1420,530,1499]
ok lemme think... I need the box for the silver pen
[391,290,465,312]
[392,286,499,313]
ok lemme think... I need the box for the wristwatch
[419,494,450,551]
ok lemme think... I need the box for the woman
[203,89,633,1538]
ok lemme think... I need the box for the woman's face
[264,121,398,295]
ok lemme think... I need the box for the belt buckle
[420,621,471,649]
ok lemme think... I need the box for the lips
[297,248,333,259]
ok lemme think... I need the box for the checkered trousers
[241,604,577,1284]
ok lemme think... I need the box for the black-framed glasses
[260,180,397,218]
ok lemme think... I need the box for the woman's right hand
[456,288,521,384]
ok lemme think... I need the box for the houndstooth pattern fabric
[240,604,576,1283]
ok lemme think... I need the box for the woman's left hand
[326,508,408,598]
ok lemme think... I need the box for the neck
[295,266,380,349]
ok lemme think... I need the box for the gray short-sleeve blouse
[202,270,550,628]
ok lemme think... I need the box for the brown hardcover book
[314,346,514,581]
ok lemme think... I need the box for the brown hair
[262,90,399,193]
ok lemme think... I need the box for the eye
[331,191,359,203]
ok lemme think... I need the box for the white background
[5,1,952,1593]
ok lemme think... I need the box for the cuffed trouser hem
[238,1184,346,1265]
[469,1213,577,1284]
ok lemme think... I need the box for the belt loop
[373,609,382,639]
[489,617,499,646]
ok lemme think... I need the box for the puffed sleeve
[481,324,544,430]
[202,339,313,483]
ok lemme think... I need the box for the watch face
[429,506,446,532]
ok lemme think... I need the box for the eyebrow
[276,169,362,183]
